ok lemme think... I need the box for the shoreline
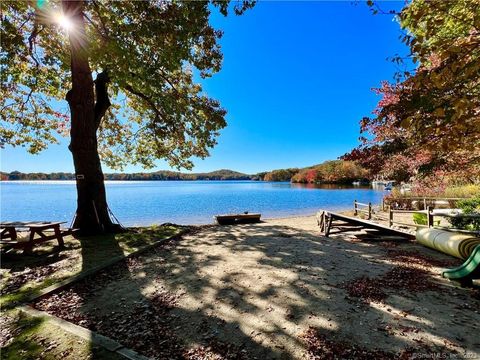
[132,209,351,227]
[2,181,383,228]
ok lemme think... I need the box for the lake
[0,181,385,226]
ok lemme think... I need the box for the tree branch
[94,71,111,130]
[28,19,40,68]
[123,83,174,155]
[123,83,165,123]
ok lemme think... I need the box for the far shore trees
[263,169,299,182]
[0,169,252,181]
[1,1,253,234]
[344,0,480,185]
[290,160,367,184]
[260,160,368,184]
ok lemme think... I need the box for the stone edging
[19,305,150,360]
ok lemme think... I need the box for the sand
[35,215,480,359]
[163,216,479,358]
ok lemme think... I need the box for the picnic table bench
[0,221,67,253]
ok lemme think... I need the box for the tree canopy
[291,160,367,184]
[2,0,253,233]
[1,0,253,170]
[263,168,299,182]
[345,0,480,183]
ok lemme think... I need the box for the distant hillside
[1,162,368,183]
[106,169,253,181]
[261,160,369,184]
[262,168,299,182]
[0,169,253,181]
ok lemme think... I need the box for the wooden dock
[317,210,415,240]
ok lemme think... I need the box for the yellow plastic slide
[416,228,480,260]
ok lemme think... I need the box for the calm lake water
[0,181,385,226]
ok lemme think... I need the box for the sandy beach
[32,214,480,359]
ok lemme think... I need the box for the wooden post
[368,202,372,220]
[427,206,433,228]
[325,214,333,237]
[423,198,427,210]
[24,230,35,254]
[389,206,393,227]
[54,225,65,248]
[318,211,325,232]
[354,200,357,216]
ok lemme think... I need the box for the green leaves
[349,0,480,181]
[1,1,69,153]
[1,0,253,169]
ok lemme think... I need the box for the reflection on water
[0,181,384,226]
[290,183,371,190]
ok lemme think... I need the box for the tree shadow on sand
[32,221,480,359]
[34,227,278,359]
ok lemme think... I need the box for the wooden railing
[382,197,465,211]
[353,201,480,235]
[387,206,480,234]
[353,200,372,220]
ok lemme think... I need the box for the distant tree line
[263,169,299,182]
[261,160,368,184]
[1,169,253,181]
[291,161,368,184]
[1,161,368,183]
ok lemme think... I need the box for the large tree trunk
[63,0,116,235]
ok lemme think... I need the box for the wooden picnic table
[0,221,67,253]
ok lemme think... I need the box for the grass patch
[388,184,480,200]
[443,184,480,198]
[412,213,441,226]
[0,309,122,360]
[1,225,183,308]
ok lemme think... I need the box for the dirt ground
[34,216,480,359]
[0,225,180,308]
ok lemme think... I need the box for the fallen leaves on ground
[1,264,61,295]
[342,276,387,302]
[184,340,250,360]
[385,249,459,269]
[0,312,19,347]
[301,327,434,360]
[301,327,395,359]
[342,266,440,303]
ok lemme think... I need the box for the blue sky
[1,1,408,175]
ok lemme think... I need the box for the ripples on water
[0,181,385,226]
